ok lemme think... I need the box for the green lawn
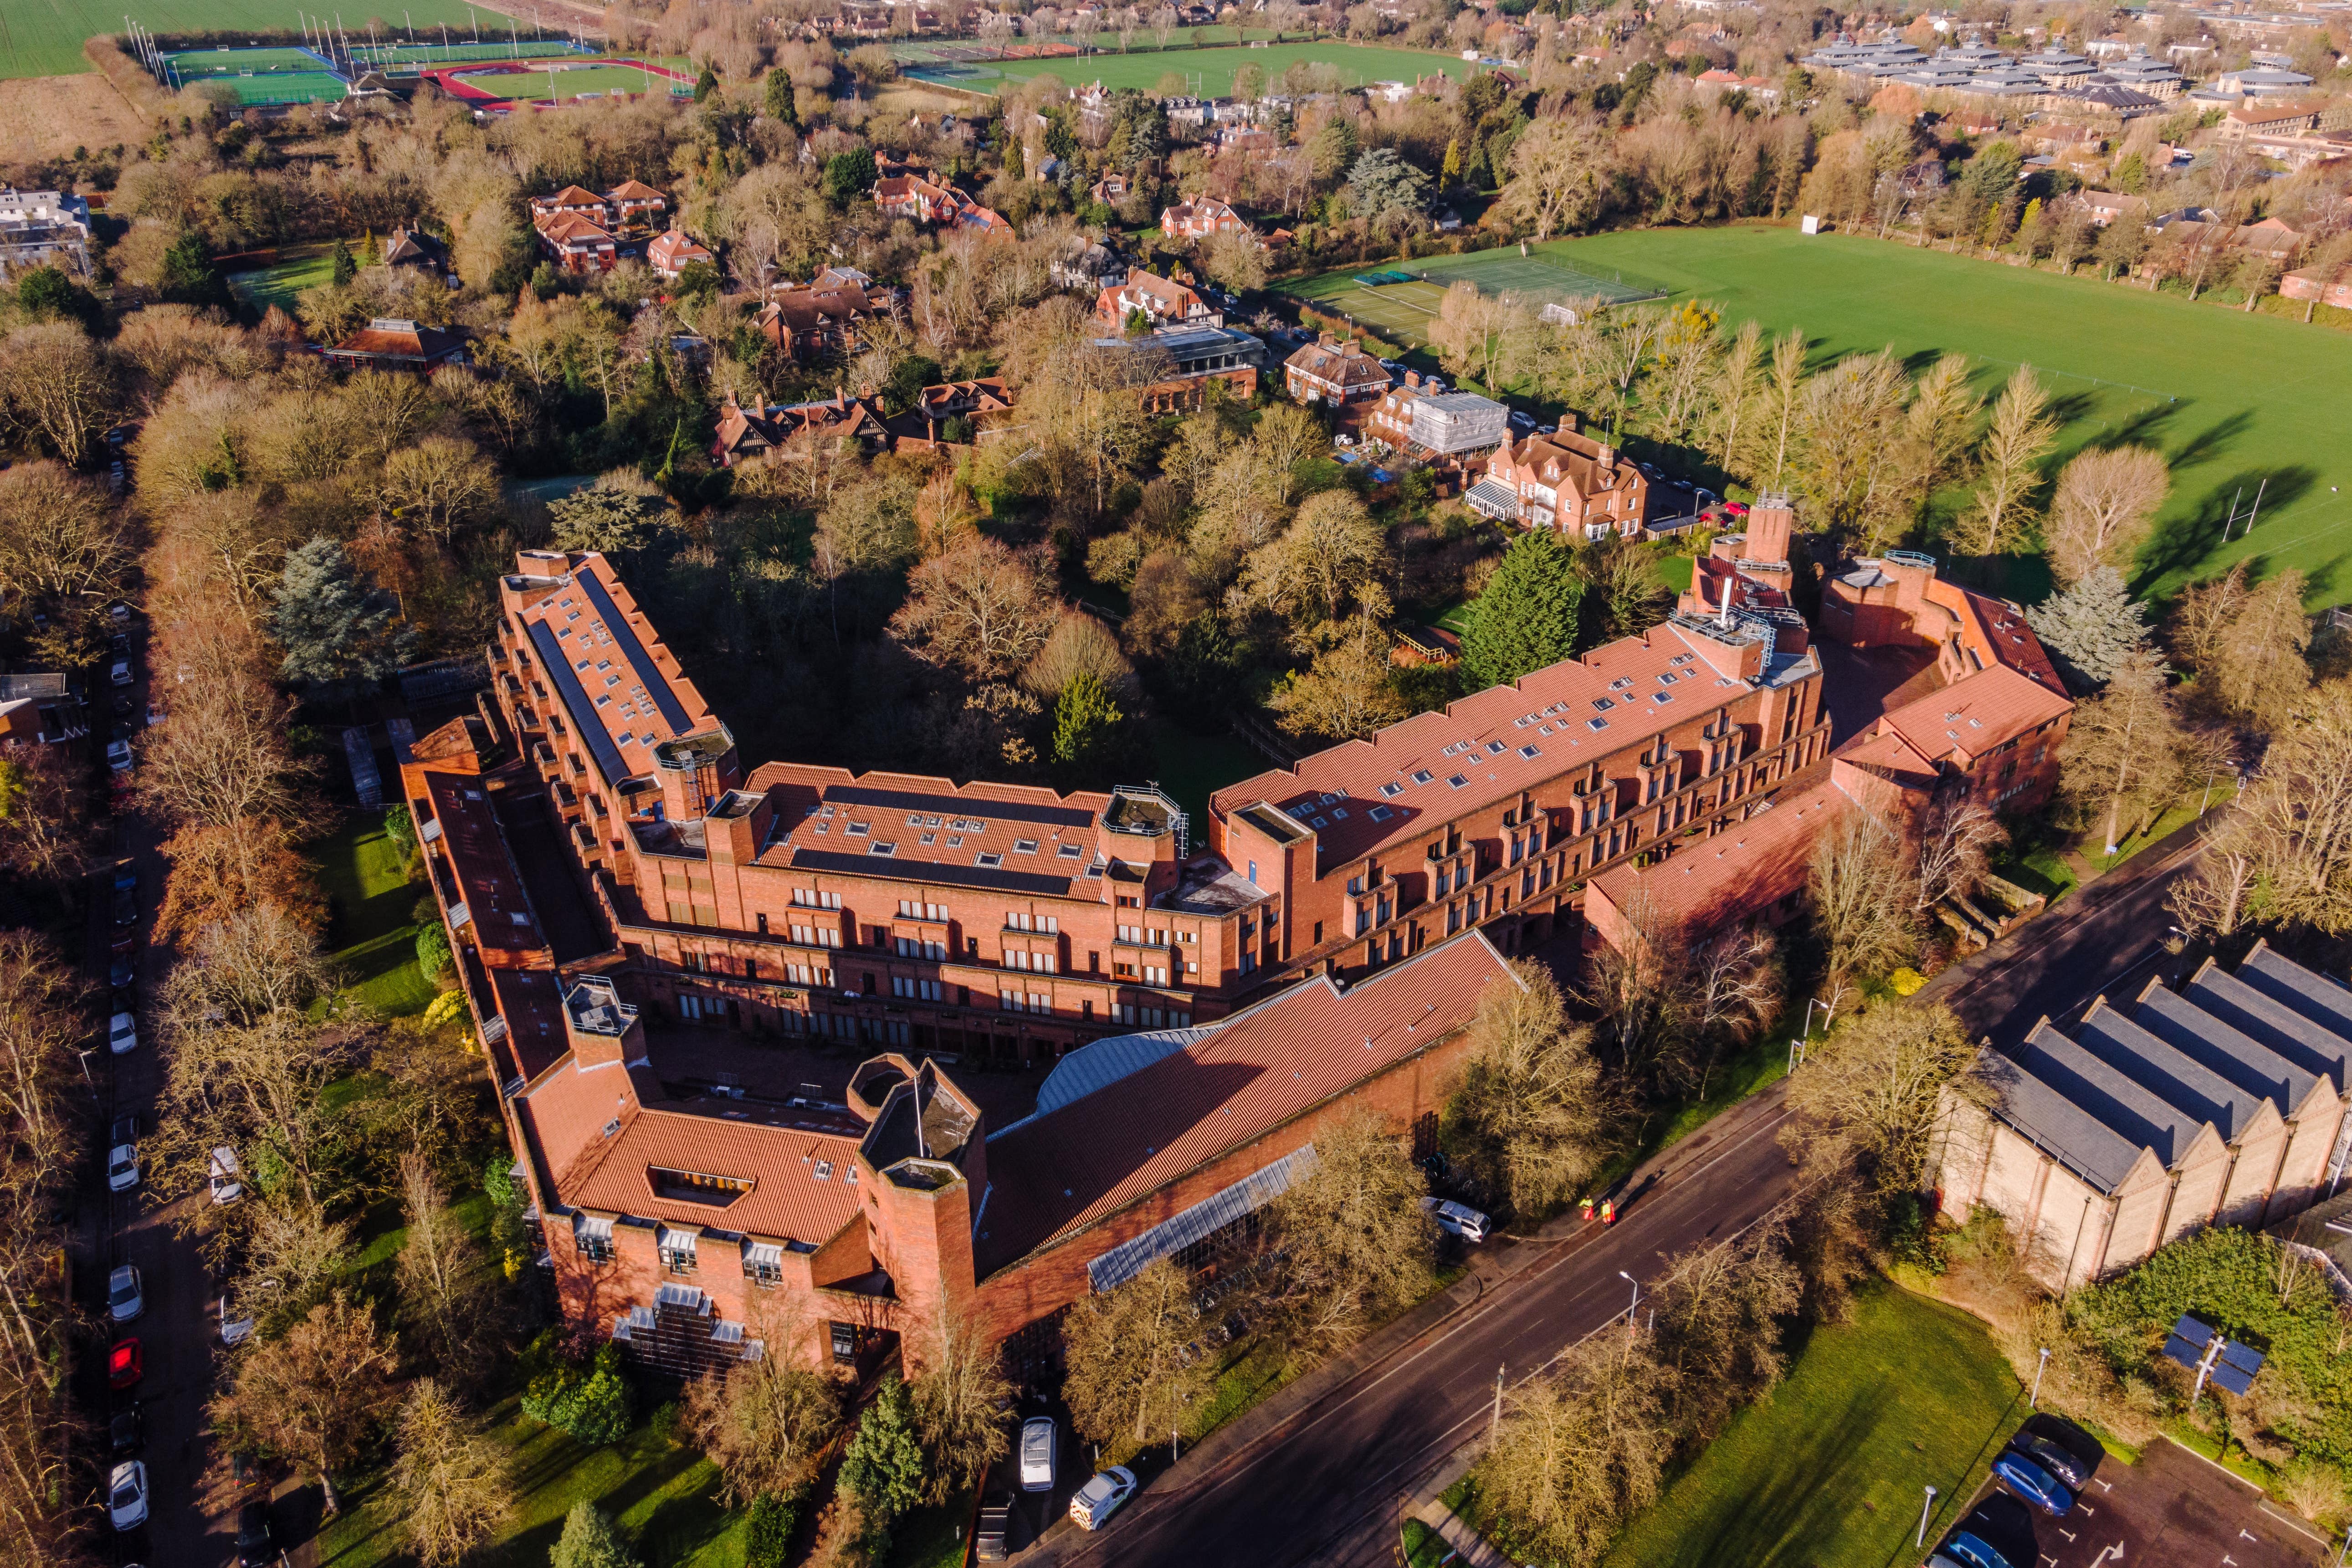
[902,40,1469,98]
[225,244,334,314]
[308,810,438,1017]
[0,0,524,80]
[1600,1281,2024,1568]
[320,1401,748,1568]
[2083,782,2236,876]
[452,60,691,100]
[1287,225,2352,608]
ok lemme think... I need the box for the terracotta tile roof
[743,763,1120,893]
[605,179,667,202]
[1212,622,1793,874]
[421,771,546,953]
[328,319,464,360]
[1926,579,2062,688]
[539,184,606,208]
[1589,768,1850,930]
[1284,338,1389,391]
[972,931,1515,1277]
[1876,663,2072,765]
[535,210,615,246]
[557,1102,865,1245]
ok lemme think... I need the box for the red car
[107,1338,141,1391]
[1723,500,1751,518]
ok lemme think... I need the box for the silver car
[1020,1415,1056,1492]
[108,1265,143,1324]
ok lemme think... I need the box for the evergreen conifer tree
[2024,565,2152,694]
[272,537,415,702]
[1460,532,1586,692]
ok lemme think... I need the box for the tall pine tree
[272,537,415,703]
[2024,565,2152,694]
[1460,532,1585,692]
[838,1373,927,1531]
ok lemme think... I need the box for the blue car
[1934,1531,2017,1568]
[2005,1430,2091,1491]
[1992,1450,2074,1516]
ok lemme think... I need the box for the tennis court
[348,38,584,67]
[1286,247,1673,346]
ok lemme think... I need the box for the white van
[208,1147,243,1205]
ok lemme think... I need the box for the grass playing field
[446,58,690,101]
[0,0,522,80]
[1599,1281,2024,1568]
[1288,224,2352,606]
[899,40,1469,98]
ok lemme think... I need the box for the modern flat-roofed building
[1937,941,2352,1288]
[1094,323,1265,413]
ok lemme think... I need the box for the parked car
[221,1299,256,1348]
[108,602,132,624]
[2004,1429,2091,1492]
[236,1499,286,1567]
[108,1265,143,1324]
[106,738,133,773]
[111,886,137,927]
[1930,1533,2017,1568]
[1507,410,1535,430]
[111,693,134,717]
[1068,1466,1138,1531]
[1536,423,1558,434]
[1419,1197,1491,1243]
[108,1011,137,1056]
[1991,1450,2072,1515]
[106,1338,142,1390]
[107,1142,139,1193]
[1723,500,1750,517]
[209,1147,244,1205]
[975,1490,1015,1562]
[1931,1495,2034,1568]
[109,1112,139,1145]
[109,951,134,987]
[1019,1415,1056,1491]
[108,1459,149,1531]
[145,699,165,726]
[108,1404,142,1456]
[109,660,133,687]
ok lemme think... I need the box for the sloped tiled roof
[559,1103,865,1245]
[1590,768,1849,930]
[972,931,1514,1277]
[1876,663,2071,766]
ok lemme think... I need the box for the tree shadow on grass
[1639,1379,1893,1568]
[2132,464,2318,592]
[2165,408,2255,479]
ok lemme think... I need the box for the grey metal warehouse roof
[1981,948,2352,1195]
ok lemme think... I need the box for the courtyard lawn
[318,1400,748,1568]
[1148,721,1269,829]
[0,0,523,81]
[309,810,438,1017]
[224,243,334,314]
[1599,1281,2023,1568]
[904,40,1469,98]
[1287,225,2352,608]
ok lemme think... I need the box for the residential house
[534,210,619,273]
[2235,215,2304,262]
[1052,239,1128,294]
[2282,266,2352,309]
[605,179,670,233]
[909,378,1018,443]
[711,388,893,466]
[1282,334,1390,406]
[0,188,93,281]
[0,673,84,745]
[647,229,715,280]
[1089,174,1131,207]
[2079,190,2148,227]
[383,226,452,279]
[1465,425,1652,539]
[1364,372,1510,457]
[1160,195,1254,241]
[528,184,610,225]
[319,318,467,373]
[874,173,968,225]
[1096,268,1219,330]
[752,274,894,363]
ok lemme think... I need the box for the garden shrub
[415,921,451,979]
[523,1339,636,1446]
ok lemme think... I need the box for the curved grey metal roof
[1027,1024,1219,1122]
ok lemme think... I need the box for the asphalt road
[1025,820,2221,1568]
[1030,1090,1802,1568]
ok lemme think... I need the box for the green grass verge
[0,0,523,80]
[885,1491,976,1568]
[1400,1517,1451,1568]
[1286,225,2352,609]
[1992,838,2080,906]
[319,1401,746,1568]
[902,40,1469,98]
[308,810,437,1017]
[2082,784,2236,876]
[1599,1280,2024,1568]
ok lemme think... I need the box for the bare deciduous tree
[890,537,1062,682]
[212,1294,397,1514]
[910,1297,1015,1503]
[1259,1109,1435,1354]
[1442,961,1614,1220]
[1062,1257,1212,1462]
[1784,1002,1980,1194]
[2047,446,2170,585]
[1912,782,2007,914]
[1482,1329,1676,1567]
[2057,649,2195,855]
[389,1378,511,1567]
[681,1296,847,1504]
[2213,679,2352,934]
[1650,1219,1802,1443]
[1807,807,1917,1007]
[395,1152,501,1379]
[1952,364,2057,560]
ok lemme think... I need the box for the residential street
[1021,816,2220,1568]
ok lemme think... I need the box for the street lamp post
[2032,1347,2050,1407]
[1618,1270,1638,1331]
[1916,1485,1937,1549]
[1490,1363,1504,1446]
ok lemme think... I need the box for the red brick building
[1095,268,1217,330]
[1282,333,1390,406]
[1463,424,1654,539]
[405,552,1520,1377]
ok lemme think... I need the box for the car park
[108,1460,149,1531]
[107,1338,142,1390]
[108,1265,143,1324]
[107,1143,139,1192]
[1991,1450,2072,1515]
[210,1147,244,1204]
[1068,1466,1138,1531]
[2004,1427,2092,1491]
[975,1490,1015,1562]
[237,1499,287,1567]
[1020,1415,1056,1491]
[108,1011,137,1055]
[110,660,133,687]
[108,1404,142,1456]
[1419,1196,1491,1242]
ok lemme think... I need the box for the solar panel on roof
[578,572,692,732]
[528,621,630,784]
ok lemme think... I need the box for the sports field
[1299,251,1671,338]
[1289,224,2352,605]
[348,38,584,68]
[438,58,691,103]
[897,40,1470,97]
[0,0,518,80]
